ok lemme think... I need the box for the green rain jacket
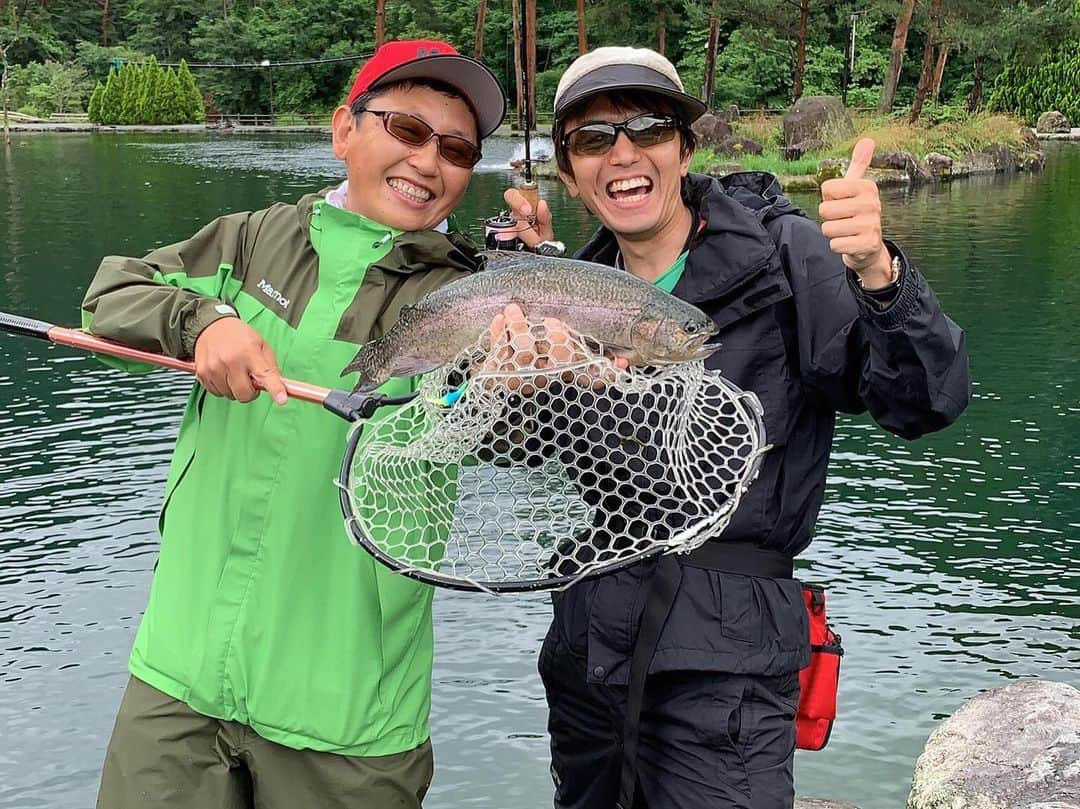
[81,190,479,756]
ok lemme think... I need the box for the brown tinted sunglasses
[359,109,482,169]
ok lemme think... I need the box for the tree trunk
[375,0,385,49]
[577,0,586,55]
[101,0,110,46]
[656,1,666,56]
[474,0,487,59]
[525,0,536,127]
[791,0,809,102]
[702,0,720,110]
[511,0,523,129]
[966,57,983,112]
[878,0,918,113]
[908,0,943,123]
[930,39,949,101]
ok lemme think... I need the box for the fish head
[630,306,719,363]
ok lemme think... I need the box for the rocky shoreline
[800,680,1079,809]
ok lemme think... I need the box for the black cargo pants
[539,627,799,809]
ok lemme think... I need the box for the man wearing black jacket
[504,46,970,809]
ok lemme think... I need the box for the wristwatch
[856,251,902,290]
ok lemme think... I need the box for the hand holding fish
[481,304,630,394]
[194,318,288,405]
[818,138,895,289]
[503,187,556,250]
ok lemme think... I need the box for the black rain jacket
[550,171,971,684]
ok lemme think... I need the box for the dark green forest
[1,0,1078,123]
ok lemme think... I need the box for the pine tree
[87,82,104,123]
[159,68,185,124]
[177,60,204,123]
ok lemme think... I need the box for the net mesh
[341,321,768,592]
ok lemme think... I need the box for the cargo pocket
[720,574,760,644]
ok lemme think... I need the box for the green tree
[26,60,92,114]
[176,59,204,122]
[87,80,104,121]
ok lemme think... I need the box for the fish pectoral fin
[388,356,441,379]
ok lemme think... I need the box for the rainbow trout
[344,251,719,392]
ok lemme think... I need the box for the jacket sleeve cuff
[180,298,239,358]
[847,240,921,330]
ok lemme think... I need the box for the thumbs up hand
[818,138,895,289]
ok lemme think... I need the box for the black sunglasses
[359,109,482,169]
[562,113,680,157]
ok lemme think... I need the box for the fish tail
[342,345,384,393]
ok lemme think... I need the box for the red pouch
[796,583,843,751]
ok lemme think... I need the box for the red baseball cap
[347,39,506,139]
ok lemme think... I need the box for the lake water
[0,132,1077,809]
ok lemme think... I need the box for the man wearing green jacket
[81,39,505,809]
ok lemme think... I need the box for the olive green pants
[97,677,434,809]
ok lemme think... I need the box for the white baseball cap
[553,46,707,124]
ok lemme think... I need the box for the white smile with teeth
[607,176,652,200]
[388,178,433,203]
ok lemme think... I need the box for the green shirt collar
[652,250,689,293]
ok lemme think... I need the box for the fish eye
[683,320,700,334]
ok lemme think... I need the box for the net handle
[0,310,416,420]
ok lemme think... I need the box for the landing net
[339,321,768,593]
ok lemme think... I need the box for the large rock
[907,680,1080,809]
[783,96,855,148]
[1036,111,1071,134]
[716,103,741,123]
[782,138,825,161]
[692,113,733,148]
[925,152,953,178]
[714,134,764,157]
[871,150,933,182]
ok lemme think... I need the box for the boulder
[816,158,846,181]
[716,104,741,123]
[1036,110,1071,134]
[705,162,744,178]
[691,113,734,148]
[907,680,1080,809]
[871,150,933,182]
[925,152,953,178]
[782,138,825,161]
[714,134,764,157]
[782,96,855,148]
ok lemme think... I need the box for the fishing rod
[518,0,536,198]
[0,311,414,422]
[484,0,546,253]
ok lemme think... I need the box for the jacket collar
[576,172,803,306]
[299,187,481,277]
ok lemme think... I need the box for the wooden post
[791,0,809,102]
[702,0,720,110]
[526,0,537,127]
[1,42,11,147]
[656,1,666,57]
[375,0,385,49]
[511,0,523,130]
[475,0,487,60]
[577,0,587,55]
